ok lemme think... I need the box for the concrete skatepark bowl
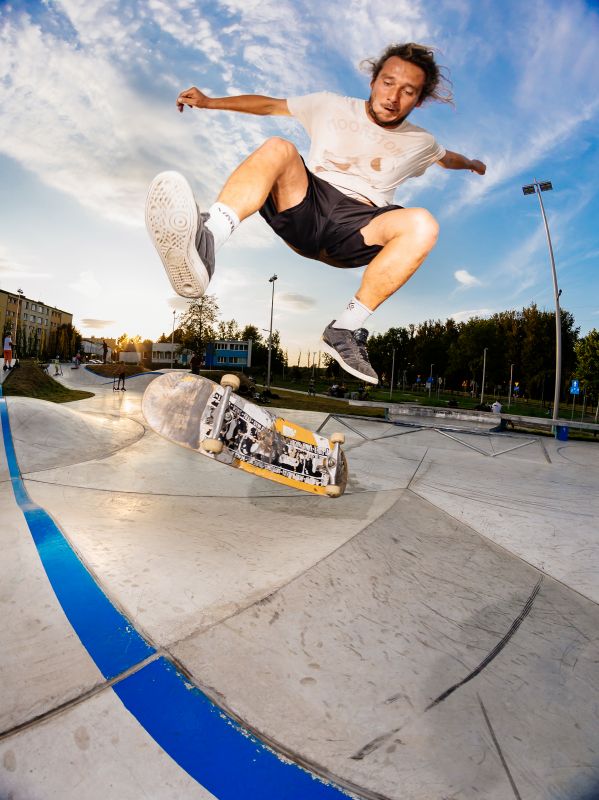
[1,364,598,799]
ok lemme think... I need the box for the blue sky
[1,0,598,364]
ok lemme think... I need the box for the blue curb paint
[0,392,352,799]
[0,395,155,678]
[115,657,351,799]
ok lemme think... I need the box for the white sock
[333,297,373,330]
[204,202,240,251]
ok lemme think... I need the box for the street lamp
[522,179,561,421]
[266,274,278,391]
[15,289,24,352]
[480,347,488,404]
[170,309,178,370]
[389,349,396,400]
[428,363,434,397]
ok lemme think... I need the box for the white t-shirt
[491,401,502,413]
[287,91,446,207]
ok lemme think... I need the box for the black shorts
[259,165,403,268]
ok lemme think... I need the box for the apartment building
[0,289,73,355]
[204,339,252,369]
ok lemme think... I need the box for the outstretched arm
[437,150,486,175]
[176,87,290,116]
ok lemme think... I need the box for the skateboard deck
[142,372,348,497]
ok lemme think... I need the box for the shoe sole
[145,171,209,298]
[321,340,378,385]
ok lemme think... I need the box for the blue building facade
[204,339,252,369]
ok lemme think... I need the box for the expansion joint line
[477,694,523,800]
[0,653,161,743]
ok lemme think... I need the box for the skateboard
[142,372,348,497]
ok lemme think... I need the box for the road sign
[570,379,580,396]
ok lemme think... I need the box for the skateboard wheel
[330,432,345,445]
[220,373,240,391]
[202,438,224,454]
[325,484,342,498]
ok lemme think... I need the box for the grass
[257,388,385,417]
[2,361,94,403]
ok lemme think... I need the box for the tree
[575,329,599,403]
[217,319,241,340]
[50,323,82,361]
[239,324,284,373]
[241,325,266,370]
[520,305,578,401]
[180,295,219,356]
[368,326,412,383]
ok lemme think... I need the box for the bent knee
[260,136,300,162]
[409,208,439,248]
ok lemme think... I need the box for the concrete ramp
[178,488,598,799]
[1,381,598,800]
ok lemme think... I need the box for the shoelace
[353,328,371,362]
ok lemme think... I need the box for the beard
[367,97,407,128]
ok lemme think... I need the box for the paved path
[1,366,598,799]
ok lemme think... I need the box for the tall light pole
[428,363,434,397]
[480,347,488,404]
[522,179,561,421]
[15,289,24,353]
[170,309,178,370]
[389,349,396,400]
[266,274,278,390]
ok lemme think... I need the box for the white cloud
[0,245,51,281]
[70,270,102,297]
[277,293,317,312]
[316,0,431,80]
[80,318,117,329]
[454,269,480,288]
[450,308,493,323]
[444,0,599,216]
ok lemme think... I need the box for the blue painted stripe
[0,392,352,799]
[0,395,155,678]
[114,658,350,799]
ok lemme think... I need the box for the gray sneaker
[145,171,214,298]
[321,321,379,384]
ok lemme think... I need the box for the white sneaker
[145,171,214,298]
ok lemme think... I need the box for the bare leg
[217,137,308,221]
[356,207,439,310]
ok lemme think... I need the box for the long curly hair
[362,43,454,105]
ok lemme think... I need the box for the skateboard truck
[202,374,241,455]
[325,432,345,498]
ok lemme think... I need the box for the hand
[470,159,486,175]
[176,87,211,113]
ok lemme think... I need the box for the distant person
[102,340,108,363]
[308,377,316,396]
[145,42,485,386]
[491,400,502,414]
[116,364,126,391]
[190,352,201,375]
[3,332,13,370]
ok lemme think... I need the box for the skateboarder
[146,42,486,385]
[3,332,13,370]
